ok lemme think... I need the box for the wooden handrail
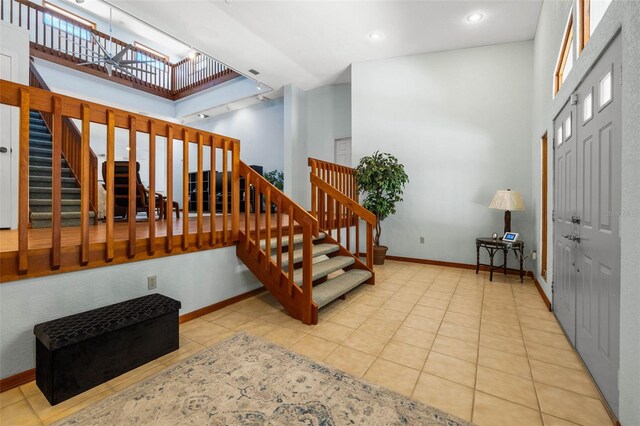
[1,79,240,275]
[237,161,319,324]
[29,61,98,221]
[1,0,237,100]
[308,157,358,202]
[309,158,374,270]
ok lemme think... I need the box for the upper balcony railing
[0,0,239,100]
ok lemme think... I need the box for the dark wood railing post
[80,103,90,265]
[165,125,174,253]
[127,115,137,258]
[148,120,156,255]
[231,140,240,241]
[51,95,62,269]
[105,110,115,262]
[182,129,189,251]
[196,133,203,248]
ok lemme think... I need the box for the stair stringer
[236,231,319,324]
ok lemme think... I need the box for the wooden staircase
[236,160,376,325]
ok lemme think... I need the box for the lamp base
[504,210,511,234]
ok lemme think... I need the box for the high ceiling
[105,0,542,92]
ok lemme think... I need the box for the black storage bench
[33,293,181,405]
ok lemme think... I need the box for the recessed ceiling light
[369,32,384,40]
[256,82,263,91]
[197,113,209,119]
[466,13,484,23]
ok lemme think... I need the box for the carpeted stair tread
[313,269,373,308]
[29,131,52,141]
[30,175,77,186]
[29,146,53,157]
[276,243,339,268]
[30,165,73,177]
[260,232,326,250]
[30,156,68,166]
[31,211,95,220]
[293,256,355,284]
[30,199,82,213]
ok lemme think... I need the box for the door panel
[553,100,577,344]
[0,53,13,228]
[565,33,621,415]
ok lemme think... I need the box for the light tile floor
[0,261,616,426]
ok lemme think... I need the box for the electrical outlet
[532,251,537,260]
[420,237,425,244]
[147,275,157,290]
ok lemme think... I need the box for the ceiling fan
[75,8,157,79]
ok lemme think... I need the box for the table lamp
[489,189,525,234]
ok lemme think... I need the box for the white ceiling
[105,0,542,92]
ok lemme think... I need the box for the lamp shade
[489,190,525,211]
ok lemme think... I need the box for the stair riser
[30,168,74,178]
[31,218,82,229]
[29,178,78,188]
[30,204,82,213]
[30,189,81,200]
[29,157,68,167]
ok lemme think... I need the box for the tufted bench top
[34,294,181,351]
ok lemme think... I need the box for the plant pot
[373,245,388,265]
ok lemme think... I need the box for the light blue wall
[530,1,640,424]
[352,40,534,266]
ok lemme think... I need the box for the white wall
[352,40,534,266]
[283,83,352,208]
[0,247,261,379]
[529,1,640,424]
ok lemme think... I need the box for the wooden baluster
[244,172,250,251]
[51,96,62,269]
[327,193,333,237]
[287,206,294,296]
[222,140,228,243]
[346,206,351,252]
[210,136,216,246]
[265,186,271,273]
[336,200,341,245]
[355,217,361,258]
[311,181,317,219]
[182,129,189,250]
[254,179,260,256]
[35,9,39,46]
[366,223,373,269]
[276,201,283,274]
[196,133,203,248]
[17,89,29,273]
[318,188,325,229]
[80,104,90,265]
[105,110,115,261]
[302,223,313,324]
[165,125,173,253]
[126,115,137,258]
[231,140,240,241]
[148,120,156,255]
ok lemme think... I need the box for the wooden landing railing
[236,162,320,324]
[29,62,98,219]
[309,159,375,270]
[308,157,358,202]
[0,79,240,279]
[0,0,238,100]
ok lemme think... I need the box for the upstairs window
[134,42,168,71]
[43,1,95,41]
[554,10,574,95]
[579,0,613,51]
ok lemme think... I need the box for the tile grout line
[469,273,487,423]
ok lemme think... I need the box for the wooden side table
[476,237,524,283]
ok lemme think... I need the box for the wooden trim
[554,10,574,95]
[579,0,591,52]
[178,287,266,324]
[541,133,549,281]
[0,287,266,392]
[385,255,529,277]
[532,276,552,311]
[0,369,35,393]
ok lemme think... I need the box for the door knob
[562,234,581,243]
[0,147,7,153]
[571,216,581,225]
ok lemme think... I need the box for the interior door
[574,34,621,415]
[553,99,577,344]
[0,52,14,228]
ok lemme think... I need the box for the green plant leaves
[355,151,408,246]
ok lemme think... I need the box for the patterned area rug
[53,333,471,425]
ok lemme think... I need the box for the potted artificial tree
[355,151,408,265]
